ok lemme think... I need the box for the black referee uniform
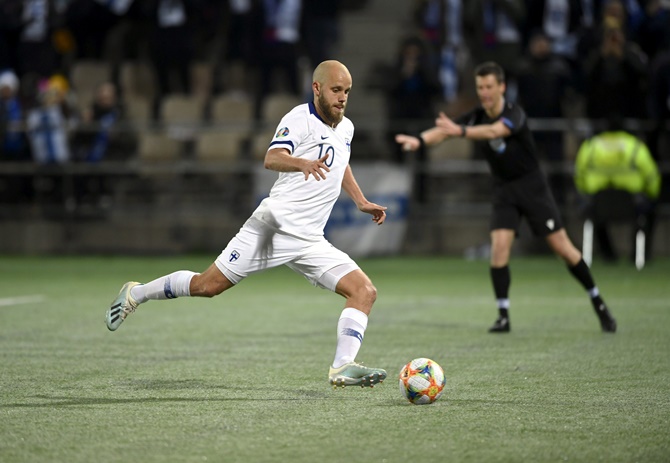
[457,101,563,236]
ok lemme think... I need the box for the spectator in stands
[71,81,135,209]
[0,68,32,207]
[0,70,28,160]
[583,13,648,119]
[524,0,584,83]
[463,0,526,102]
[212,0,259,97]
[143,0,199,119]
[26,77,72,164]
[72,81,135,162]
[575,116,661,262]
[384,34,442,202]
[222,0,256,66]
[578,2,645,73]
[635,0,670,63]
[64,0,128,60]
[253,0,303,120]
[412,0,465,104]
[517,31,573,204]
[0,0,24,72]
[46,73,78,122]
[648,50,670,168]
[16,0,62,79]
[384,35,442,162]
[301,1,341,68]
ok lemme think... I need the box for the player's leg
[134,263,234,301]
[290,244,386,388]
[328,268,387,388]
[106,264,234,331]
[106,217,272,332]
[332,269,376,367]
[488,180,521,333]
[545,229,617,332]
[489,228,515,333]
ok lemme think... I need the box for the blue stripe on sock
[164,279,176,299]
[342,328,363,343]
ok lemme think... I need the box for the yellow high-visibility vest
[575,131,661,199]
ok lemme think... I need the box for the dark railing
[1,118,668,254]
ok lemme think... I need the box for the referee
[395,61,617,333]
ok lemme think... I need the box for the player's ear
[312,81,320,96]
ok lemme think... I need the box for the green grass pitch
[1,255,669,462]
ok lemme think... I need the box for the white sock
[332,308,368,369]
[130,270,196,304]
[497,298,510,309]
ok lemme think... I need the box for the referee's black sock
[490,265,510,318]
[567,258,603,307]
[568,258,595,290]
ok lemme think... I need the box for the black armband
[460,125,467,137]
[418,135,426,151]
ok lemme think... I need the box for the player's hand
[395,134,420,152]
[303,153,330,181]
[435,112,461,137]
[359,201,387,225]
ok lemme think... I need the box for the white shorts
[215,217,359,291]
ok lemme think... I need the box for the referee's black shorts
[490,170,563,237]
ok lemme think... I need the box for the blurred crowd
[0,0,347,166]
[383,0,670,165]
[0,0,668,169]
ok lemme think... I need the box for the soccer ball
[398,358,446,405]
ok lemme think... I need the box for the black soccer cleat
[488,316,510,333]
[594,303,617,333]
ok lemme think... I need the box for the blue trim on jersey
[269,140,295,151]
[501,117,514,130]
[308,101,325,123]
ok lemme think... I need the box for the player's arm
[435,112,511,140]
[342,165,387,225]
[264,147,331,181]
[394,125,450,153]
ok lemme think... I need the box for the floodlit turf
[1,255,669,463]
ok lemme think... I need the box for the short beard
[317,94,344,126]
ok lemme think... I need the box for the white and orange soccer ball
[398,358,446,405]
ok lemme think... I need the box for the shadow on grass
[0,386,370,408]
[2,395,335,408]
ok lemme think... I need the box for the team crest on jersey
[489,138,506,153]
[546,219,555,230]
[229,250,240,262]
[345,139,351,151]
[275,127,289,138]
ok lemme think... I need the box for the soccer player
[395,61,617,333]
[106,60,389,387]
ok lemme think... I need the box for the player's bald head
[312,60,351,127]
[312,60,351,87]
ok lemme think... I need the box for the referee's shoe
[594,300,617,333]
[488,316,510,333]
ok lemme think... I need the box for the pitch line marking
[0,295,46,307]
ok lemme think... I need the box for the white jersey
[252,102,354,241]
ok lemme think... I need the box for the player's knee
[358,281,377,306]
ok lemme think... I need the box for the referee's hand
[395,134,420,152]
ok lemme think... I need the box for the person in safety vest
[575,116,661,262]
